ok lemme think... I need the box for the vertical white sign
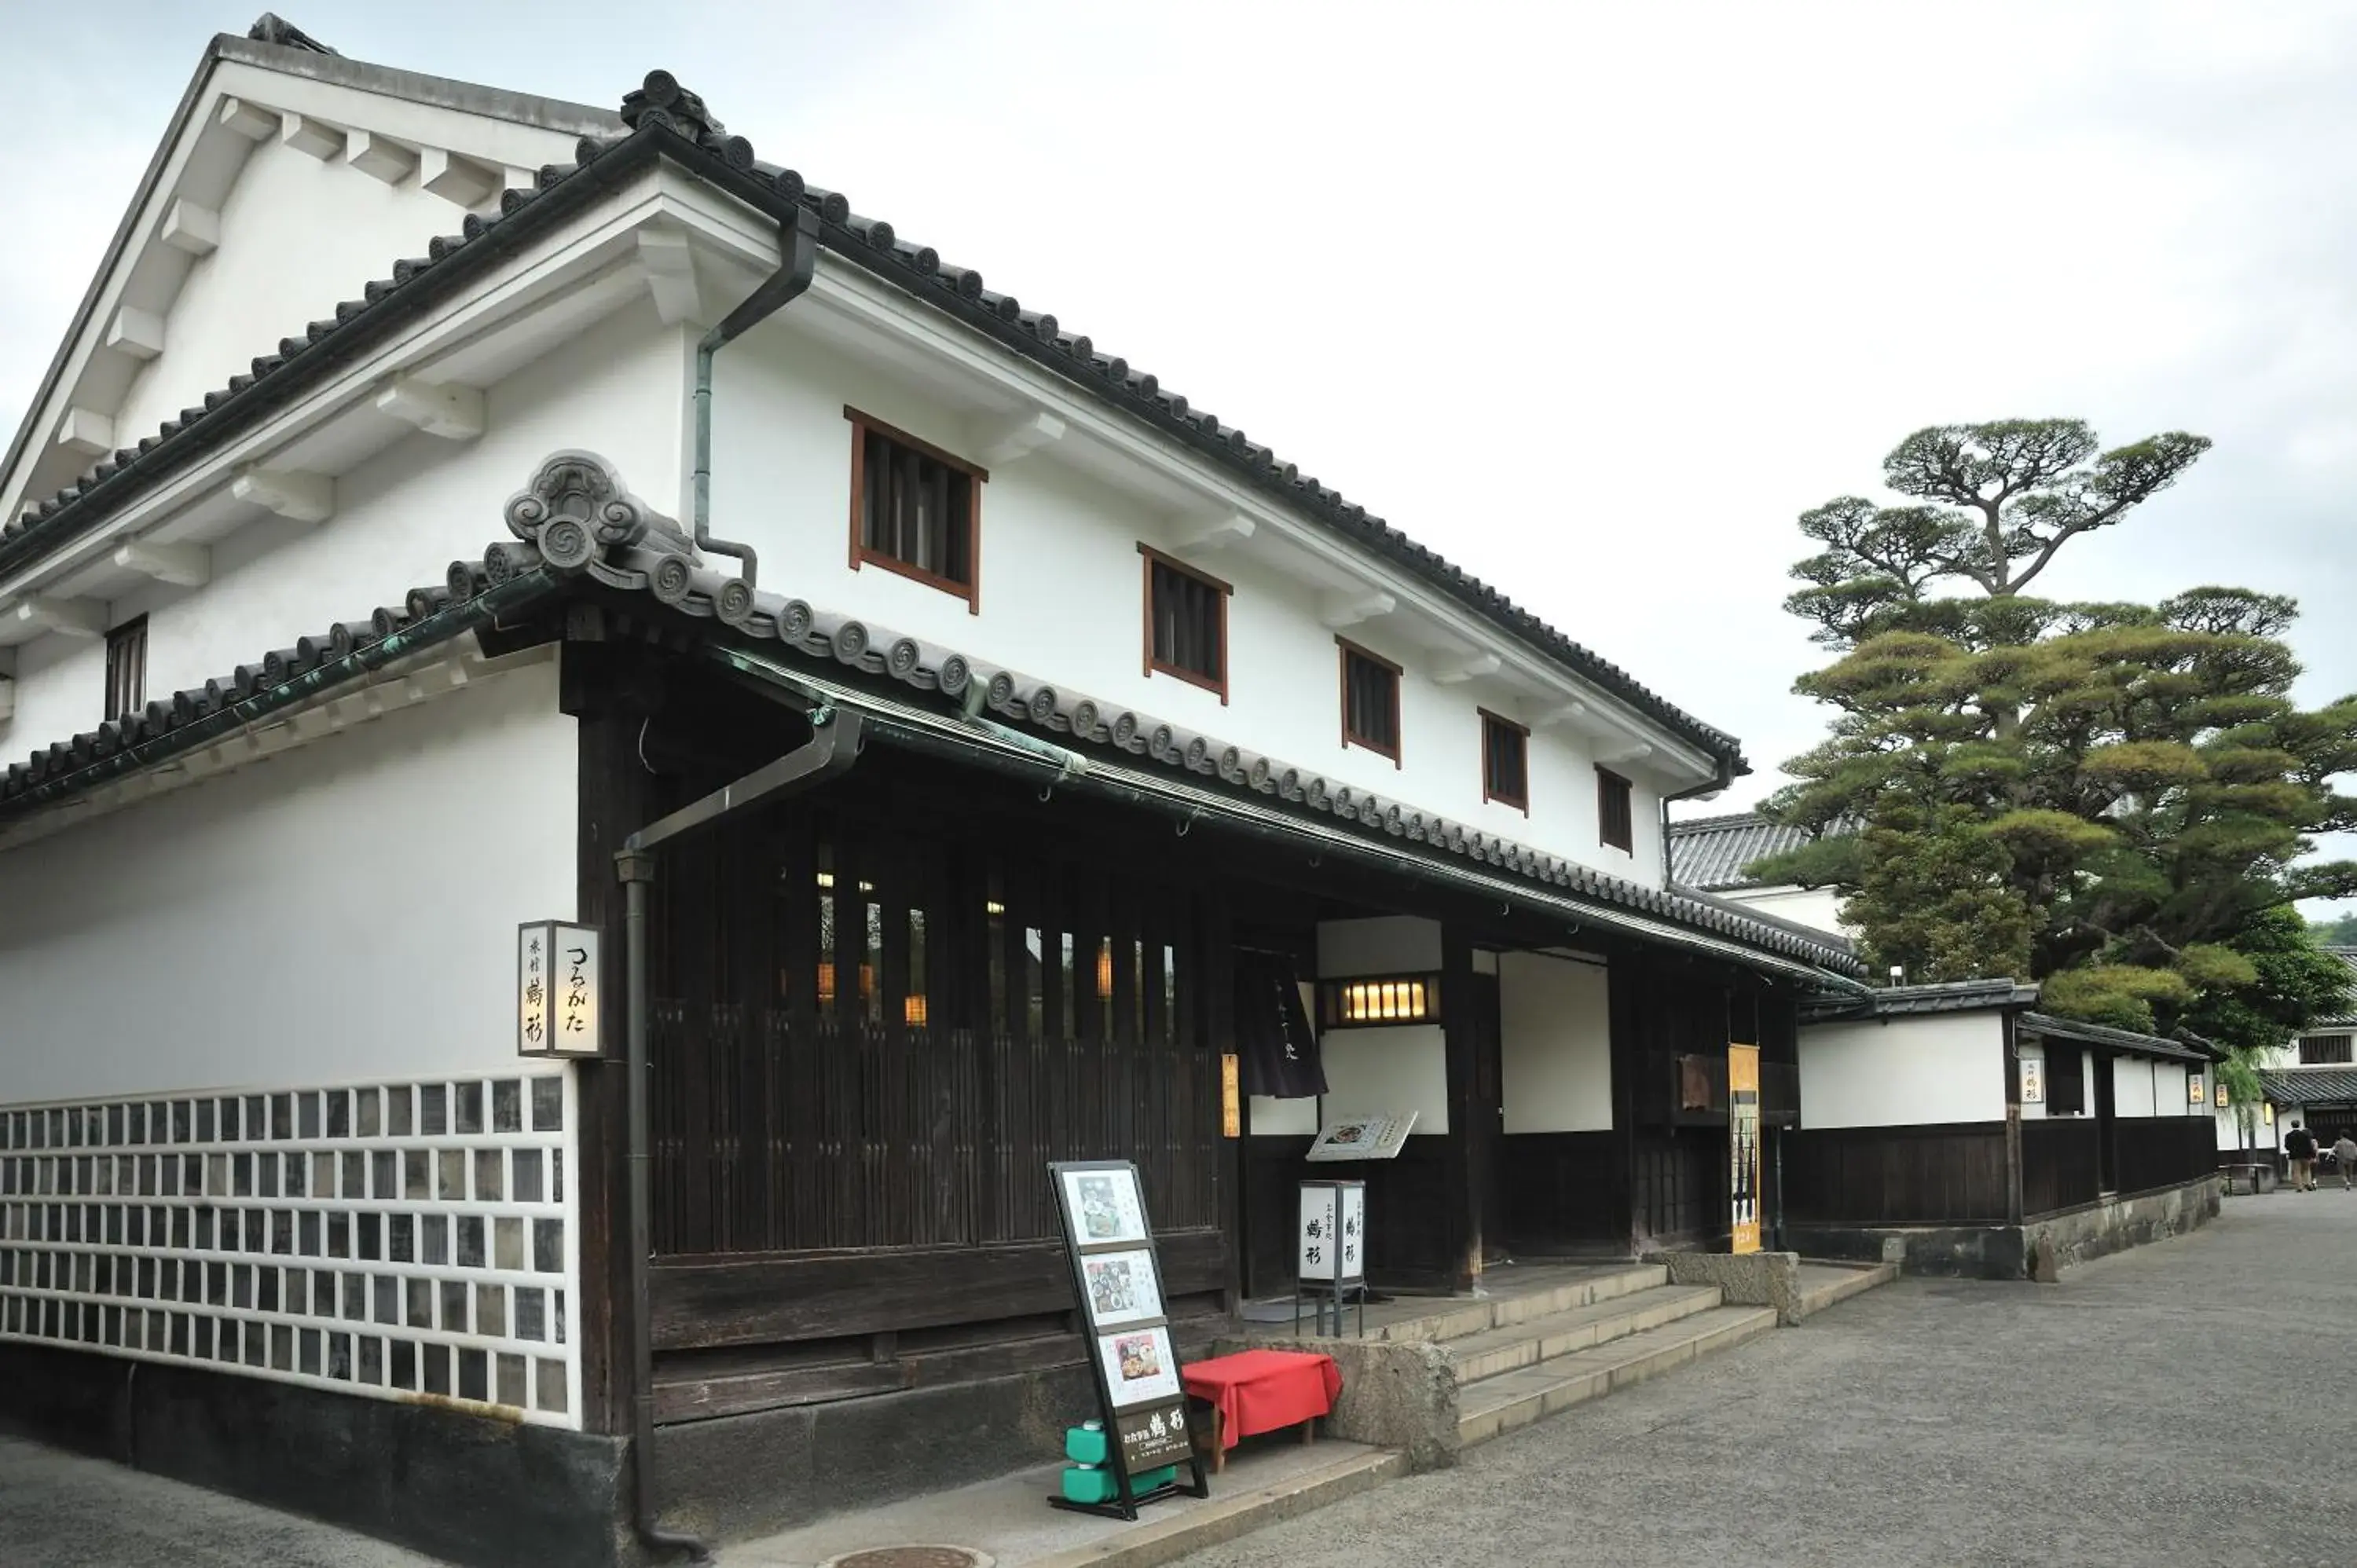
[1339,1182,1365,1282]
[1298,1184,1339,1282]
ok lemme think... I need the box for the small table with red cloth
[1179,1349,1342,1473]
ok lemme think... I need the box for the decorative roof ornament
[247,13,338,54]
[503,450,684,572]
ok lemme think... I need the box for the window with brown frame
[1338,639,1402,764]
[2302,1034,2353,1065]
[1596,765,1634,852]
[103,615,147,723]
[846,408,985,610]
[1481,709,1529,811]
[1140,545,1230,702]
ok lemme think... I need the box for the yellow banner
[1220,1054,1241,1138]
[1729,1045,1761,1255]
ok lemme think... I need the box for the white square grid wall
[0,1072,581,1427]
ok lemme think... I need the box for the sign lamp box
[519,921,603,1057]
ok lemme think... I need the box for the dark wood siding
[2113,1117,2216,1197]
[1499,1133,1626,1252]
[1782,1123,2011,1225]
[2022,1118,2102,1217]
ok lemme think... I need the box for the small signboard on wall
[1305,1112,1417,1163]
[2020,1055,2045,1105]
[1728,1046,1761,1255]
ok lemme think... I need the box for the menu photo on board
[1060,1165,1149,1247]
[1080,1247,1164,1330]
[1095,1323,1181,1409]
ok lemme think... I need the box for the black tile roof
[1802,977,2040,1023]
[0,449,1854,983]
[2,63,1746,773]
[2018,1012,2210,1064]
[2262,1068,2357,1106]
[1668,810,1853,891]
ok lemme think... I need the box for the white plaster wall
[1316,915,1442,978]
[2,303,687,753]
[1317,1025,1450,1135]
[712,323,1679,884]
[0,659,575,1103]
[1497,951,1611,1134]
[2114,1056,2158,1119]
[1717,883,1846,937]
[1798,1012,2004,1128]
[118,130,552,450]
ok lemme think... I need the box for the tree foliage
[1759,419,2357,1050]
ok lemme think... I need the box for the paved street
[1178,1193,2357,1568]
[8,1193,2356,1566]
[0,1434,442,1568]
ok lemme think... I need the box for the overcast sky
[7,2,2355,903]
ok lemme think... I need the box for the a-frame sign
[1046,1160,1211,1519]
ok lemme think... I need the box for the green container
[1065,1423,1110,1466]
[1061,1464,1117,1506]
[1059,1460,1180,1505]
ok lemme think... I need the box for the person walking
[2337,1133,2357,1192]
[2287,1124,2319,1192]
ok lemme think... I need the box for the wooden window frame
[845,406,987,614]
[1596,764,1635,853]
[1479,708,1530,814]
[1138,544,1231,704]
[103,614,148,724]
[1336,636,1402,768]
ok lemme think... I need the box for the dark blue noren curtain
[1236,951,1324,1100]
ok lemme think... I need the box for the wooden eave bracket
[112,539,211,587]
[229,467,335,524]
[375,378,485,441]
[1430,650,1502,686]
[6,595,105,639]
[1318,588,1395,629]
[1168,511,1254,559]
[973,408,1067,467]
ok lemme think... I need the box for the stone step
[1373,1264,1669,1345]
[1455,1304,1780,1449]
[1793,1260,1898,1320]
[1446,1284,1726,1384]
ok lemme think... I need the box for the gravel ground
[1174,1192,2357,1568]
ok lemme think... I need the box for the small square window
[846,408,984,610]
[1338,639,1402,765]
[1480,709,1528,811]
[104,616,148,723]
[1141,546,1229,702]
[1596,766,1634,853]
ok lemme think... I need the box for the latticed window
[1596,766,1634,852]
[848,409,983,607]
[1142,548,1228,699]
[104,615,147,722]
[1482,709,1529,811]
[1339,639,1401,764]
[2302,1034,2353,1065]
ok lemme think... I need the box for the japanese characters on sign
[2019,1054,2045,1105]
[517,921,602,1058]
[1297,1180,1365,1285]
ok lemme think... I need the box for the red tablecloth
[1181,1349,1342,1449]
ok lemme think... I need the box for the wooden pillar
[2003,1012,2025,1226]
[565,632,655,1438]
[1441,923,1482,1292]
[1204,885,1243,1314]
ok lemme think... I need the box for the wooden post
[2003,1013,2025,1226]
[1204,888,1243,1316]
[1440,923,1482,1293]
[565,633,655,1438]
